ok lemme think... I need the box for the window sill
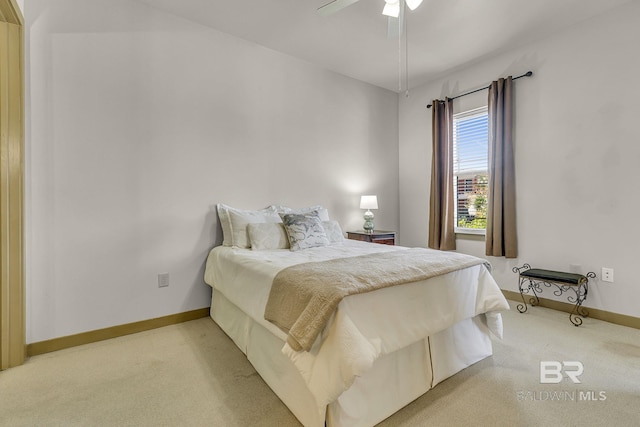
[455,228,486,236]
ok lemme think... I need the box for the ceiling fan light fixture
[382,0,400,18]
[405,0,423,11]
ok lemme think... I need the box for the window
[453,107,488,233]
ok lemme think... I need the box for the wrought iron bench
[513,264,596,326]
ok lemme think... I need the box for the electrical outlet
[601,267,614,283]
[158,272,170,288]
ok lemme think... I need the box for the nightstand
[346,230,396,245]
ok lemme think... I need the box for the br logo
[540,361,584,384]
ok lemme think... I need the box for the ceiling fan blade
[382,0,400,18]
[317,0,361,16]
[406,0,423,11]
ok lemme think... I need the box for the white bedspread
[203,240,509,417]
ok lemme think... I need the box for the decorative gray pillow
[274,205,331,221]
[281,213,330,251]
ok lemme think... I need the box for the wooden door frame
[0,0,24,370]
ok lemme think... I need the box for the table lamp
[360,195,378,233]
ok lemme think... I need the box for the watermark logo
[515,360,607,402]
[516,390,607,402]
[540,361,583,384]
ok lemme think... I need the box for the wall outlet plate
[158,273,170,288]
[601,267,614,283]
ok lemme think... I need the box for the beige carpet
[1,301,639,426]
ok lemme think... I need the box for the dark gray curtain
[428,98,456,251]
[486,77,517,258]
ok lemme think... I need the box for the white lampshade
[382,0,400,18]
[360,195,378,210]
[406,0,423,11]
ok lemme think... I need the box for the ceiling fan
[317,0,424,38]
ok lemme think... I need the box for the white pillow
[322,220,345,243]
[216,204,233,246]
[247,223,290,250]
[281,213,330,251]
[275,205,330,222]
[216,204,280,248]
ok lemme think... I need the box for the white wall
[26,0,399,343]
[399,1,640,318]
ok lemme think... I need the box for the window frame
[453,106,489,236]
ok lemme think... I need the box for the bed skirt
[210,289,494,427]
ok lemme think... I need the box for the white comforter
[203,240,509,418]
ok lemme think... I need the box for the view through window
[453,107,488,231]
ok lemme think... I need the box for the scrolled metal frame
[513,265,596,327]
[512,264,535,313]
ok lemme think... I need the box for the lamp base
[363,210,374,233]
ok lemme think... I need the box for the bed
[203,204,510,427]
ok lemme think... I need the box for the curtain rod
[425,71,533,108]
